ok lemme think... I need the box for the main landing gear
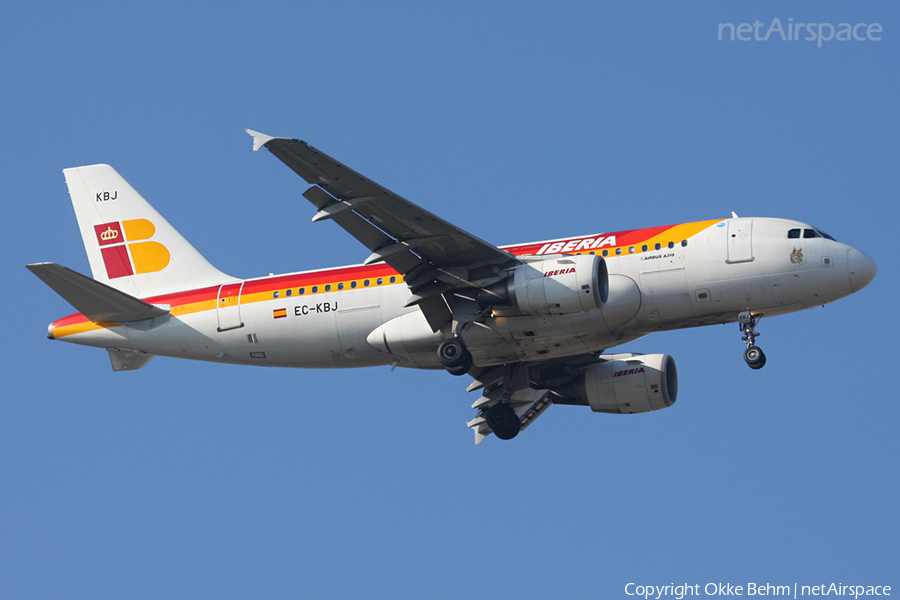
[484,402,520,440]
[738,311,766,370]
[438,337,473,376]
[439,336,521,440]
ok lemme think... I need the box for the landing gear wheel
[738,312,766,370]
[446,353,473,376]
[485,403,521,441]
[744,346,766,370]
[438,338,472,374]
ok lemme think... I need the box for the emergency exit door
[216,282,244,331]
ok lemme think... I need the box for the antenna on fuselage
[731,211,739,218]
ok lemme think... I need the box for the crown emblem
[100,226,119,241]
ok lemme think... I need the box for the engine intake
[478,255,608,316]
[557,353,677,414]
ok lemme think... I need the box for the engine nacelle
[558,353,677,414]
[480,255,609,316]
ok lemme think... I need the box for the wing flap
[27,262,169,323]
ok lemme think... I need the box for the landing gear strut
[438,337,473,376]
[739,311,766,370]
[484,364,522,440]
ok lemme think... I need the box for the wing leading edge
[246,130,519,331]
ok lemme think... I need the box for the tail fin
[64,164,232,298]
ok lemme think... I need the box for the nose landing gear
[739,311,766,370]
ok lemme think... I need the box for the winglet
[245,129,275,152]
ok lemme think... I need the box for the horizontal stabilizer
[26,263,169,323]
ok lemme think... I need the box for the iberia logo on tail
[94,219,170,279]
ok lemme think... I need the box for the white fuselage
[50,217,873,370]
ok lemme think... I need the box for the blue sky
[2,1,897,598]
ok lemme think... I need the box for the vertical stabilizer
[64,164,232,298]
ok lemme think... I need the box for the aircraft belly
[125,312,226,361]
[639,269,693,322]
[471,312,613,365]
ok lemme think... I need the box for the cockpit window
[813,227,836,241]
[791,226,836,241]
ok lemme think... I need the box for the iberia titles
[533,235,617,255]
[544,268,576,277]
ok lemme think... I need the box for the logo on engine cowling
[544,267,576,277]
[613,367,645,377]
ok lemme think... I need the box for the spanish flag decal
[273,308,287,319]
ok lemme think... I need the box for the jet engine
[478,255,609,316]
[556,353,677,414]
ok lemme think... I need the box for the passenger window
[299,287,305,295]
[788,228,801,239]
[601,249,609,257]
[312,286,318,293]
[681,240,688,247]
[337,282,344,290]
[615,247,622,255]
[377,278,383,285]
[286,289,292,297]
[628,246,635,254]
[390,276,397,283]
[667,241,674,249]
[351,281,357,289]
[641,244,648,252]
[324,284,332,292]
[364,279,370,287]
[655,243,661,250]
[273,291,280,298]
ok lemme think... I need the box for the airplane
[28,130,877,443]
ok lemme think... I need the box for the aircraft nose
[847,248,877,292]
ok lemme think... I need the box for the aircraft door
[726,219,754,263]
[216,282,244,331]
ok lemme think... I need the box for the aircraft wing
[247,130,518,330]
